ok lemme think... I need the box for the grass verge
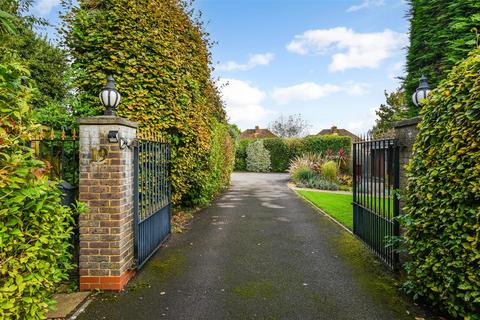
[296,190,353,230]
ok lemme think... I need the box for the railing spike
[50,128,55,140]
[61,128,66,140]
[72,128,77,141]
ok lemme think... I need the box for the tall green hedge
[234,139,250,171]
[0,56,75,319]
[263,138,290,172]
[405,0,480,115]
[235,135,351,173]
[64,0,233,206]
[402,48,480,318]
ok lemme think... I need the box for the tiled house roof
[239,126,277,139]
[317,126,359,140]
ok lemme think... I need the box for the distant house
[239,126,277,139]
[317,126,359,141]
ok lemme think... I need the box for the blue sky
[34,0,409,134]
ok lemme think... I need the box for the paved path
[77,173,423,320]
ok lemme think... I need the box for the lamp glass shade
[99,88,121,108]
[412,88,430,107]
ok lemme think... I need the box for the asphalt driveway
[77,173,426,320]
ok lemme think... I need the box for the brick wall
[78,116,137,291]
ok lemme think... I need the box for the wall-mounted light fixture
[107,130,131,150]
[108,130,119,143]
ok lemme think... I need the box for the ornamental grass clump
[321,161,338,183]
[402,48,480,319]
[0,57,76,319]
[289,154,339,191]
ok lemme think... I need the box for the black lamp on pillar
[99,75,121,116]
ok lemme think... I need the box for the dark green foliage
[402,48,480,318]
[263,138,290,172]
[64,0,233,206]
[405,0,480,114]
[234,139,250,171]
[0,0,71,129]
[0,55,76,319]
[291,135,351,158]
[235,136,351,173]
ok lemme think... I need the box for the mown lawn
[296,190,353,230]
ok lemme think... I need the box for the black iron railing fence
[26,128,79,187]
[352,135,400,270]
[27,128,80,280]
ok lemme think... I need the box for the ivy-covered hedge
[235,135,351,172]
[0,57,75,319]
[64,0,234,206]
[404,0,480,114]
[402,48,480,318]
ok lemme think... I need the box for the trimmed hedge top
[403,48,480,318]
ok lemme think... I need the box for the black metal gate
[352,137,400,270]
[133,139,171,269]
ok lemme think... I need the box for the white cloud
[271,81,370,104]
[286,27,407,72]
[388,61,404,80]
[347,0,385,12]
[33,0,60,17]
[345,81,370,96]
[217,79,274,126]
[217,53,275,72]
[271,82,342,105]
[346,108,379,133]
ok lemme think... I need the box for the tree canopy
[268,114,310,138]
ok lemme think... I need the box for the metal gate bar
[133,139,171,269]
[353,137,400,270]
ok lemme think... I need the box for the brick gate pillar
[77,116,137,291]
[393,116,421,210]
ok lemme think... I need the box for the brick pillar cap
[393,116,422,129]
[78,116,138,129]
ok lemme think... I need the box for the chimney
[331,126,338,135]
[255,125,260,132]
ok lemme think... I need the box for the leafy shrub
[300,176,339,191]
[65,0,234,206]
[263,138,290,172]
[234,139,251,171]
[185,120,234,206]
[321,161,338,182]
[0,57,75,319]
[246,140,271,172]
[291,166,317,183]
[402,48,480,319]
[338,174,352,187]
